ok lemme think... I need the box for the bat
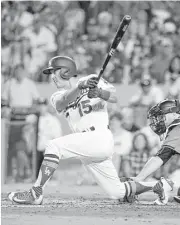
[97,15,131,81]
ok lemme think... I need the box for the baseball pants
[45,128,126,199]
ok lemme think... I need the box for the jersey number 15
[78,100,92,117]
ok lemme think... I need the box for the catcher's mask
[147,99,180,136]
[43,56,77,80]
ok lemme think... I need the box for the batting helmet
[43,56,77,79]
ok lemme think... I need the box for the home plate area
[1,183,180,225]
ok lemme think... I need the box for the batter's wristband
[99,88,110,101]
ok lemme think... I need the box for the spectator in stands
[2,64,40,182]
[97,11,112,42]
[130,41,144,69]
[140,122,161,156]
[23,114,37,154]
[2,1,180,85]
[129,77,164,109]
[1,69,11,118]
[21,19,57,74]
[1,64,40,108]
[165,55,180,99]
[123,132,151,178]
[14,140,31,182]
[121,107,140,132]
[16,115,37,182]
[36,98,62,177]
[86,18,107,74]
[149,38,174,83]
[168,55,180,78]
[110,112,133,176]
[10,114,37,182]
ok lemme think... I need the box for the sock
[32,186,43,198]
[124,181,157,197]
[33,154,59,192]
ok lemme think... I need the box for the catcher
[130,99,180,204]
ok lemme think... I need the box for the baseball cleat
[153,177,174,205]
[8,186,43,205]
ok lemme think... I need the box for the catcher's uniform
[48,75,126,199]
[156,118,180,163]
[163,119,180,153]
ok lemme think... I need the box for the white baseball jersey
[50,75,115,132]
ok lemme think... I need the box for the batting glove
[88,87,100,98]
[88,87,111,101]
[78,77,98,90]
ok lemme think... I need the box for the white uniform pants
[45,129,126,200]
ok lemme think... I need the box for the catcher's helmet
[43,56,77,79]
[147,99,180,135]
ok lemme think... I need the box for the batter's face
[51,68,71,89]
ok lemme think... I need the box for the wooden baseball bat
[97,15,131,81]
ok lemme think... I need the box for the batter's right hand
[78,77,98,90]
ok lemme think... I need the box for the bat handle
[97,69,103,81]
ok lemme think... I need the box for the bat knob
[124,15,132,22]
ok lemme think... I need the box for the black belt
[82,126,110,132]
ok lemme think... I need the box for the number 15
[78,100,92,117]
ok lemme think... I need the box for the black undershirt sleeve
[155,145,177,165]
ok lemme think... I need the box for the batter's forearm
[55,87,81,111]
[135,156,163,181]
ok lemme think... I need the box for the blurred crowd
[1,1,180,85]
[1,1,180,184]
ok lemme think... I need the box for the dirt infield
[1,183,180,225]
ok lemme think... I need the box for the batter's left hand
[88,87,101,98]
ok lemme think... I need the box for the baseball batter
[8,56,172,205]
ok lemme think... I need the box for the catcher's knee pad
[44,140,61,160]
